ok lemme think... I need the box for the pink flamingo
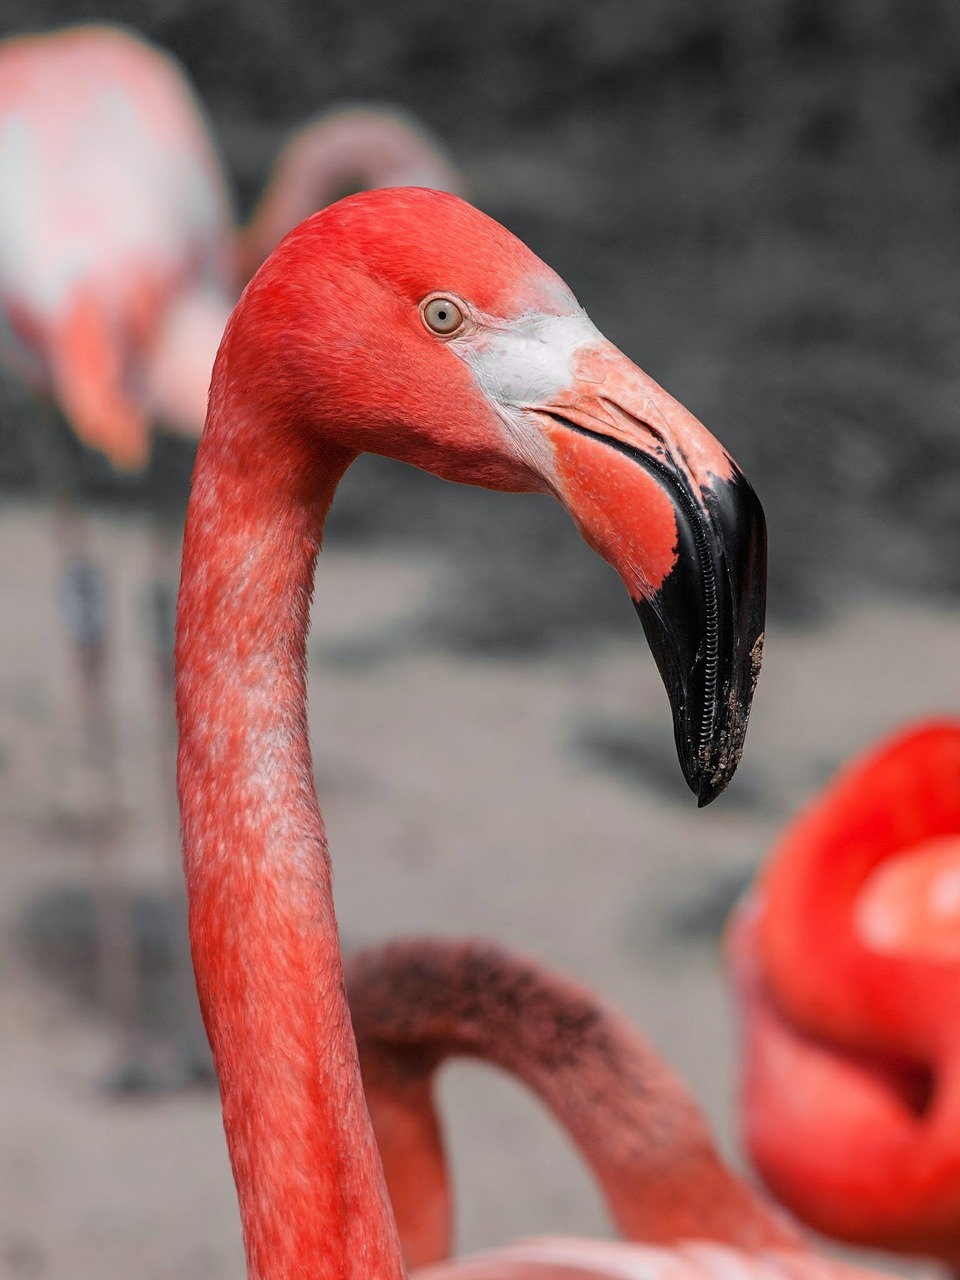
[175,184,777,1278]
[0,24,233,465]
[728,720,960,1274]
[0,26,463,466]
[0,23,234,1076]
[346,937,799,1270]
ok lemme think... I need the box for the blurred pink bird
[0,24,464,467]
[346,937,799,1271]
[0,24,234,469]
[0,26,236,1081]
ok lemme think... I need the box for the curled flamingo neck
[736,721,960,1261]
[175,377,403,1280]
[757,721,960,1060]
[348,939,797,1265]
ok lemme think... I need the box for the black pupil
[438,309,447,320]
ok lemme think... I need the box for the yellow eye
[421,296,465,336]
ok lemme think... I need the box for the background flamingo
[0,25,463,469]
[175,186,766,1278]
[728,720,960,1273]
[0,23,234,1080]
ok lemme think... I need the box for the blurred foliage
[1,0,959,645]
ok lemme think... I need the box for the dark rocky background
[2,0,959,645]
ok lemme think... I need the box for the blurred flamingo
[728,719,960,1274]
[0,23,234,1082]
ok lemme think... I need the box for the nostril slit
[597,396,667,448]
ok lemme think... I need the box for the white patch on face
[448,308,603,481]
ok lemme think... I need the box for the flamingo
[0,23,234,463]
[728,719,960,1273]
[175,184,772,1279]
[0,25,465,465]
[0,24,463,466]
[346,937,800,1269]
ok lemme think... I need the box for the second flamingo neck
[177,403,402,1280]
[350,941,795,1254]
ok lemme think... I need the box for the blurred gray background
[0,4,957,1279]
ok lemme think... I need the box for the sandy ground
[0,502,956,1280]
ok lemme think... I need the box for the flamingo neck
[350,941,796,1258]
[176,387,404,1280]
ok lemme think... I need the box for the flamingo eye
[421,296,465,336]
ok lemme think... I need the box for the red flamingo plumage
[729,719,960,1273]
[174,183,777,1278]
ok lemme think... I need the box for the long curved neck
[176,381,404,1280]
[733,909,960,1258]
[347,940,797,1263]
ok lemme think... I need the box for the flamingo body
[729,720,960,1269]
[0,24,233,466]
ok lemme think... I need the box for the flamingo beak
[538,343,766,805]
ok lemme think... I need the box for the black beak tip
[695,771,731,808]
[675,738,742,807]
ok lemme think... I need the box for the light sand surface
[0,504,954,1279]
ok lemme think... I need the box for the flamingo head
[230,188,767,804]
